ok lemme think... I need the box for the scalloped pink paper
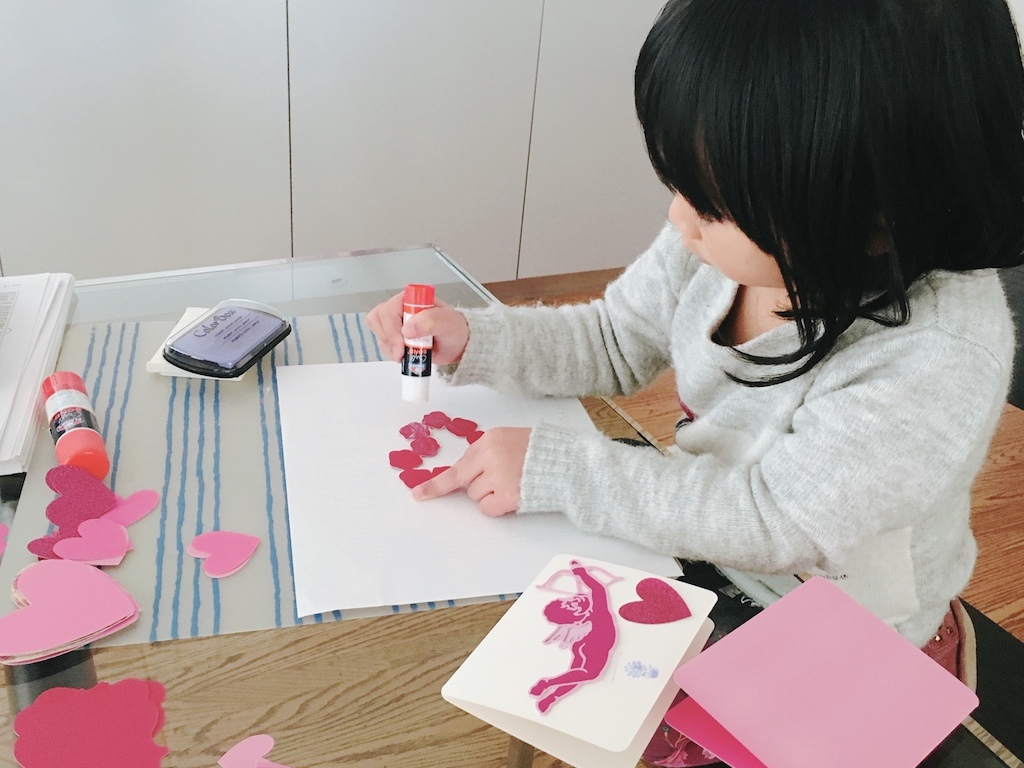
[14,679,168,767]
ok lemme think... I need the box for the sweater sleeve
[518,315,1012,576]
[449,224,700,398]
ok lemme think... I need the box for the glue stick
[41,371,110,480]
[401,284,435,402]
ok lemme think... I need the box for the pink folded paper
[666,577,978,768]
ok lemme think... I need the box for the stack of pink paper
[0,559,139,665]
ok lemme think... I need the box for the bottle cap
[55,429,110,480]
[41,371,88,399]
[403,284,435,307]
[402,375,430,403]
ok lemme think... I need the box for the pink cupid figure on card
[529,559,622,713]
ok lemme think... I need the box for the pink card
[666,577,978,768]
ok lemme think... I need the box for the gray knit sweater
[450,224,1015,647]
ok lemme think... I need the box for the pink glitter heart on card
[618,577,692,624]
[44,465,117,530]
[218,734,291,768]
[52,518,131,566]
[188,531,260,578]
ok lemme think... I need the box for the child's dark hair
[636,0,1024,384]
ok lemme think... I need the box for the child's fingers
[366,293,407,362]
[411,462,470,501]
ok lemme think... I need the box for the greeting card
[666,577,979,768]
[442,554,717,768]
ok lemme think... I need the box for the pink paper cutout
[530,560,620,713]
[618,577,692,624]
[52,518,131,566]
[219,734,292,768]
[188,531,260,578]
[409,436,440,456]
[43,465,117,530]
[446,417,479,437]
[103,489,160,527]
[421,411,451,429]
[0,559,139,664]
[399,466,450,489]
[388,450,423,470]
[390,411,485,489]
[0,523,8,557]
[399,421,431,439]
[14,678,168,768]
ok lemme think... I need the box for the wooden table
[1,389,1020,766]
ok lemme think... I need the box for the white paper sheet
[277,362,681,616]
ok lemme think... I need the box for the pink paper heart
[0,559,139,663]
[103,489,160,527]
[52,518,131,566]
[421,411,451,429]
[618,577,692,624]
[446,417,479,437]
[399,421,431,439]
[388,449,423,470]
[0,523,8,557]
[188,531,260,578]
[399,465,450,489]
[219,734,291,768]
[14,679,169,768]
[44,465,117,530]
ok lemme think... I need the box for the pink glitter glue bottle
[41,371,110,480]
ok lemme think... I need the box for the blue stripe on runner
[190,380,207,638]
[327,315,342,361]
[108,323,140,491]
[169,383,193,639]
[256,358,283,627]
[212,381,222,634]
[151,376,178,642]
[341,314,356,361]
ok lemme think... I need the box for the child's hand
[411,427,531,516]
[366,293,470,365]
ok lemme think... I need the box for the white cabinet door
[288,0,542,284]
[518,0,670,278]
[0,2,291,279]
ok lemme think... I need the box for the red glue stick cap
[55,429,110,481]
[41,371,88,399]
[403,284,435,306]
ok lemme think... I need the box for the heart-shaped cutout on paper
[0,523,8,557]
[103,489,160,527]
[44,465,118,530]
[52,518,131,566]
[0,559,139,663]
[14,678,169,768]
[618,577,692,624]
[219,734,291,768]
[399,466,451,489]
[188,531,260,578]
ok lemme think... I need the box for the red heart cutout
[446,418,479,437]
[410,436,440,456]
[399,466,450,489]
[618,577,691,624]
[389,450,423,470]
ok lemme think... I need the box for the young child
[370,0,1024,762]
